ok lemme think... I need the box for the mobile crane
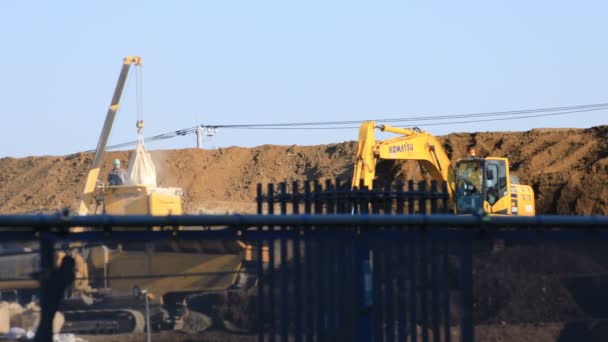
[352,121,535,216]
[77,56,182,218]
[0,56,252,334]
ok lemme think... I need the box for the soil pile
[0,125,606,215]
[473,243,608,324]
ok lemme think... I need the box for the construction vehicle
[77,56,183,219]
[352,121,535,216]
[0,56,255,334]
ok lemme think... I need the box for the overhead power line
[75,102,608,153]
[203,102,608,128]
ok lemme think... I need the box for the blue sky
[1,1,607,157]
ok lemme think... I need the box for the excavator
[352,121,535,216]
[0,56,255,334]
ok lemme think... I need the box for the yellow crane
[0,56,252,335]
[77,56,182,218]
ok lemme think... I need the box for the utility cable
[204,102,608,128]
[406,107,606,127]
[73,102,608,153]
[209,107,604,130]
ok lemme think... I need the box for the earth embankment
[0,126,606,215]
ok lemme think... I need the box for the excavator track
[61,309,145,334]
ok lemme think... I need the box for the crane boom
[78,56,142,215]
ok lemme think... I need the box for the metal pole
[356,238,372,342]
[197,125,203,149]
[460,234,474,342]
[35,233,54,342]
[143,289,152,342]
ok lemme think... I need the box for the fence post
[420,235,429,342]
[419,181,427,215]
[35,232,75,342]
[257,234,265,342]
[356,234,373,342]
[431,238,441,341]
[357,186,373,342]
[326,179,335,215]
[461,231,474,342]
[384,181,392,215]
[256,183,265,342]
[371,180,381,214]
[409,234,418,342]
[303,181,314,342]
[385,241,395,342]
[408,180,415,214]
[292,181,302,342]
[396,180,405,214]
[430,181,438,214]
[279,183,288,342]
[257,183,264,215]
[443,242,452,342]
[267,183,276,342]
[441,182,450,213]
[313,180,322,215]
[35,233,55,342]
[335,178,345,214]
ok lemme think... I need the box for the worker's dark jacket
[108,168,127,185]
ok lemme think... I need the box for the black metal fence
[253,180,459,342]
[255,179,451,215]
[0,180,607,342]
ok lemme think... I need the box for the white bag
[126,135,157,188]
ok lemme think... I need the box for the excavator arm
[352,121,455,197]
[78,56,142,215]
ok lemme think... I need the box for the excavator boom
[352,121,455,197]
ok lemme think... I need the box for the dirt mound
[441,126,608,215]
[0,126,606,215]
[468,240,608,333]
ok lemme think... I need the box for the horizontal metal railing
[1,214,608,342]
[1,213,607,229]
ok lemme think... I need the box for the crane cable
[136,66,143,124]
[134,65,146,148]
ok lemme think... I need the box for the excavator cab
[455,157,533,215]
[455,159,508,214]
[455,160,484,213]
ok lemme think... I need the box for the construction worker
[468,164,483,192]
[108,159,127,185]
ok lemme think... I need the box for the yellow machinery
[352,121,535,216]
[0,56,252,334]
[77,56,183,218]
[68,56,251,333]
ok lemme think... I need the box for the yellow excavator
[352,121,535,216]
[0,56,254,334]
